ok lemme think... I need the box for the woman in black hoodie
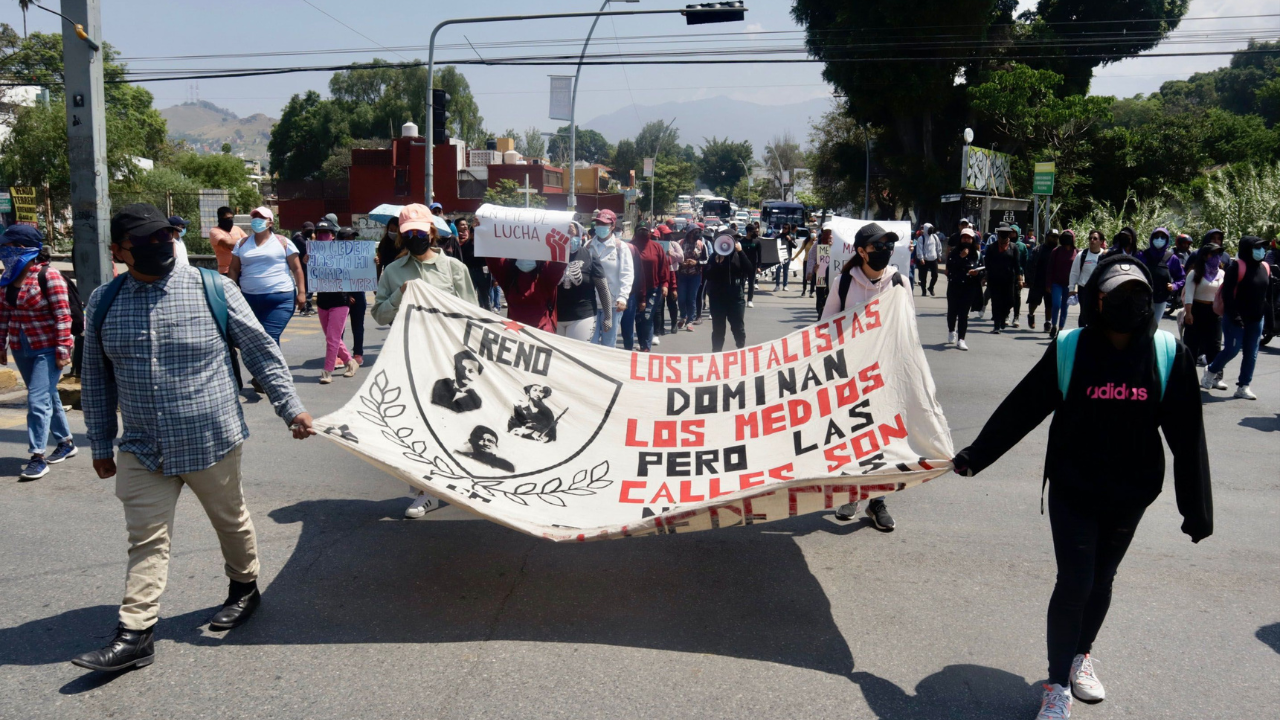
[944,228,981,350]
[952,254,1211,719]
[1203,236,1271,400]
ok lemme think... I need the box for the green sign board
[0,192,11,213]
[1033,162,1055,195]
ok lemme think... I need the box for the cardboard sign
[316,281,954,542]
[815,244,831,288]
[306,240,377,292]
[10,186,38,226]
[473,204,578,262]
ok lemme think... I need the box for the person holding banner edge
[820,222,911,531]
[952,255,1211,720]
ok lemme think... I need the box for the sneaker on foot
[978,310,986,320]
[833,502,858,521]
[991,328,1002,334]
[1213,373,1228,390]
[319,370,333,385]
[353,355,363,365]
[948,331,958,345]
[19,454,49,480]
[1070,653,1105,703]
[1012,319,1021,329]
[1049,326,1059,340]
[1195,354,1207,367]
[343,359,358,378]
[958,339,969,351]
[47,440,77,464]
[1234,384,1257,400]
[1037,683,1072,719]
[405,492,440,519]
[652,336,661,346]
[865,499,895,531]
[748,301,754,308]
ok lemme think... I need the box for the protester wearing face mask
[1103,227,1138,259]
[310,220,359,385]
[1068,230,1106,326]
[375,217,405,282]
[74,203,315,673]
[167,216,192,268]
[1046,230,1079,338]
[984,224,1023,334]
[659,235,683,338]
[373,204,478,520]
[1181,244,1225,368]
[740,224,762,307]
[953,256,1210,720]
[623,226,670,352]
[703,234,753,351]
[586,209,634,348]
[209,206,247,276]
[1137,228,1177,334]
[1202,236,1271,400]
[0,225,76,480]
[820,222,910,532]
[228,207,306,356]
[290,221,315,316]
[556,224,613,342]
[455,218,492,311]
[945,228,981,350]
[1025,229,1059,332]
[676,227,707,331]
[486,255,566,333]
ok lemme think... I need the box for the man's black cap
[301,221,316,231]
[854,222,898,248]
[996,223,1014,234]
[111,203,176,243]
[167,215,188,227]
[315,219,337,233]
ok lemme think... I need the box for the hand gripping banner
[317,281,954,541]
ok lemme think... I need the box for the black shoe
[1049,325,1059,340]
[70,624,155,672]
[833,502,859,521]
[991,328,1002,334]
[866,498,896,532]
[208,580,261,631]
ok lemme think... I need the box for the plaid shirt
[0,262,73,361]
[83,265,306,475]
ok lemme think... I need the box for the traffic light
[431,88,451,145]
[684,1,746,25]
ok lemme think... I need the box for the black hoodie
[955,255,1212,541]
[1220,236,1270,323]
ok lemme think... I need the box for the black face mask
[129,241,176,277]
[1101,290,1152,333]
[405,235,433,256]
[217,218,235,232]
[865,249,892,271]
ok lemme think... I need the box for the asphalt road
[1,273,1276,720]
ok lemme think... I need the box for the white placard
[473,203,578,262]
[824,217,913,281]
[549,76,574,121]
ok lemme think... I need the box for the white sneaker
[748,301,754,308]
[652,336,661,346]
[319,370,333,385]
[957,339,969,351]
[948,331,957,344]
[1234,384,1257,400]
[978,310,986,320]
[1200,369,1222,390]
[343,359,358,378]
[1036,683,1072,719]
[404,492,440,519]
[1070,654,1105,703]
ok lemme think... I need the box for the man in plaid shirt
[72,204,317,673]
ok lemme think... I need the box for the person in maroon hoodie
[1047,229,1079,338]
[624,226,671,352]
[487,257,567,333]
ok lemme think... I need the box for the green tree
[221,142,232,154]
[521,127,547,160]
[483,178,547,208]
[611,138,641,181]
[807,102,879,214]
[762,133,805,198]
[646,159,697,215]
[170,152,262,210]
[698,137,753,195]
[633,120,682,161]
[268,90,351,180]
[547,125,614,166]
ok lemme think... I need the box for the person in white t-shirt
[167,215,191,267]
[1067,229,1106,327]
[228,206,305,347]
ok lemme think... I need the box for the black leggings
[349,292,367,356]
[946,293,970,339]
[1046,488,1145,686]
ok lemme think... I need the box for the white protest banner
[306,240,377,292]
[473,203,578,262]
[824,217,913,281]
[316,281,954,542]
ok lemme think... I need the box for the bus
[761,201,806,234]
[701,197,733,223]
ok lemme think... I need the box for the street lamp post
[425,5,748,206]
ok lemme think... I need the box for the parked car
[734,210,750,225]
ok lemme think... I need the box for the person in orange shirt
[209,206,247,275]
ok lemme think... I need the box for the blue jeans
[1208,317,1263,386]
[490,283,502,310]
[773,262,789,290]
[677,273,701,322]
[244,291,295,345]
[592,306,620,348]
[1050,283,1070,329]
[12,337,71,456]
[627,288,661,351]
[619,299,640,350]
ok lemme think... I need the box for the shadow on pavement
[852,664,1039,719]
[1238,414,1280,432]
[1257,623,1280,653]
[0,498,863,680]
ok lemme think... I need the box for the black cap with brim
[111,203,177,243]
[853,222,897,248]
[1096,260,1152,294]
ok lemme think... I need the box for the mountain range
[582,95,834,154]
[159,101,275,162]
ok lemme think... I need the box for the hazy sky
[9,0,1278,135]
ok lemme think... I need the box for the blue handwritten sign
[306,240,377,292]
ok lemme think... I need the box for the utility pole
[60,0,113,297]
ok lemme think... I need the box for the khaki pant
[115,445,258,630]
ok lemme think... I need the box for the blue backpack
[1055,327,1177,401]
[90,267,230,344]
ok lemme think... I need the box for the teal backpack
[1055,327,1178,401]
[90,266,230,343]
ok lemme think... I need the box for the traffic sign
[1033,162,1055,195]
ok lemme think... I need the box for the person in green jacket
[372,204,478,520]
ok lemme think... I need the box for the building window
[394,168,409,197]
[458,170,486,199]
[543,169,562,189]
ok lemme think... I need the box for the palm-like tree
[19,0,31,37]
